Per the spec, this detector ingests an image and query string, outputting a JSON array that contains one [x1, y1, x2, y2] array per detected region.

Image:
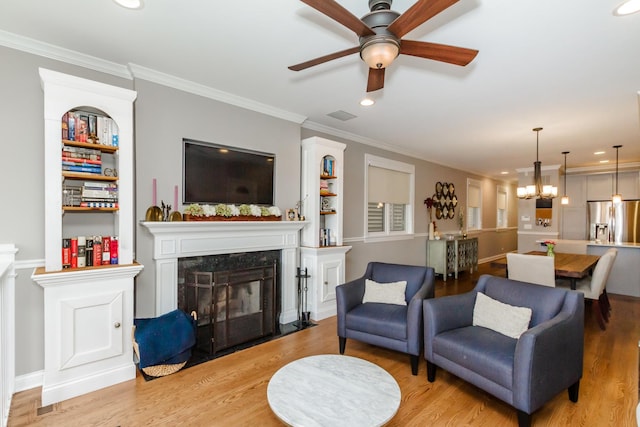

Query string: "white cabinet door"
[[587, 174, 613, 200], [566, 175, 587, 207], [319, 258, 344, 303], [60, 290, 124, 370], [619, 171, 640, 199]]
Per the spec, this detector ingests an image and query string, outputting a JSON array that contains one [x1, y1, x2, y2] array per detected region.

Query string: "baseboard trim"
[[14, 370, 43, 393]]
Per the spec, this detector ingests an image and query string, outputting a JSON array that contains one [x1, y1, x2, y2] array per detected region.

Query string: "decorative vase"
[[428, 222, 435, 240], [546, 244, 555, 257]]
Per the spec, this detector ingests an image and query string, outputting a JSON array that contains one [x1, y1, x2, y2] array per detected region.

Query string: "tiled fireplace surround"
[[141, 221, 306, 324]]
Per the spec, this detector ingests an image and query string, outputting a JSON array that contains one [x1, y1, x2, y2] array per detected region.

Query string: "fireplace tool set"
[[294, 267, 312, 329]]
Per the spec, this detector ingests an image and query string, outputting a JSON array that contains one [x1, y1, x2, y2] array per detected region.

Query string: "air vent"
[[327, 110, 357, 121]]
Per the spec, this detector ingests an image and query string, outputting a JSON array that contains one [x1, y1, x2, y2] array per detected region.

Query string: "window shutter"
[[368, 166, 410, 205]]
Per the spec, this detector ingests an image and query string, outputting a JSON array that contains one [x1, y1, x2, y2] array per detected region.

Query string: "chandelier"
[[516, 127, 558, 199]]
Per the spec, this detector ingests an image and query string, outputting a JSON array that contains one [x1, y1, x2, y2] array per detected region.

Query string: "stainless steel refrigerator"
[[587, 200, 640, 244]]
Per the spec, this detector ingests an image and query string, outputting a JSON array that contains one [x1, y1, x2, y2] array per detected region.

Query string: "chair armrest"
[[513, 293, 584, 413], [406, 275, 436, 355], [423, 292, 476, 359], [336, 277, 366, 337]]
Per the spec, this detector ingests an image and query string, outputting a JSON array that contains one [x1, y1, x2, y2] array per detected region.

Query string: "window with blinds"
[[497, 185, 508, 228], [365, 154, 414, 239], [467, 178, 482, 230]]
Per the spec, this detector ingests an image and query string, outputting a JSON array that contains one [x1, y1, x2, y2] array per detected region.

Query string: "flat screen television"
[[183, 139, 275, 205]]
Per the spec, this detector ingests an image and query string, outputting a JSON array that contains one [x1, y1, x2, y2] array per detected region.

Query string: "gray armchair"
[[423, 274, 584, 427], [336, 262, 435, 375]]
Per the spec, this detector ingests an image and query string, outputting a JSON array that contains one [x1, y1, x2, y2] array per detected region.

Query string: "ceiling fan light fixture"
[[614, 0, 640, 15], [113, 0, 143, 9], [360, 37, 400, 69]]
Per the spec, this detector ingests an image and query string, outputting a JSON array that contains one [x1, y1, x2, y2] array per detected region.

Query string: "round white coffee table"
[[267, 354, 401, 427]]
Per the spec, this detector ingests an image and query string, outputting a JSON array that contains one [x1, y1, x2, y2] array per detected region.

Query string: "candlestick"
[[152, 178, 157, 206], [174, 185, 178, 210]]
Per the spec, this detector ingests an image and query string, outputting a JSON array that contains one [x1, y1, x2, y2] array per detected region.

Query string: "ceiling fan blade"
[[400, 40, 478, 66], [387, 0, 459, 38], [367, 68, 385, 92], [300, 0, 375, 37], [288, 46, 360, 71]]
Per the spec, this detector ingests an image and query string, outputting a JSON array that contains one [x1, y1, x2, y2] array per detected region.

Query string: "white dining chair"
[[506, 253, 556, 287], [570, 248, 617, 330]]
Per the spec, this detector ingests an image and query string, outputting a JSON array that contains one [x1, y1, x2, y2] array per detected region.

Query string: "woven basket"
[[132, 326, 188, 378]]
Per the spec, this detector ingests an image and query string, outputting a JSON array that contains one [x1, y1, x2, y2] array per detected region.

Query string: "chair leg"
[[568, 380, 580, 403], [593, 300, 607, 330], [339, 337, 346, 354], [599, 294, 610, 321], [426, 361, 436, 382], [603, 289, 611, 312], [516, 410, 532, 427], [410, 355, 418, 376]]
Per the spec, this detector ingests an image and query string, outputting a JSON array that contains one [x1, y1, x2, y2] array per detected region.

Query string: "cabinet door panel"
[[60, 290, 124, 370], [320, 259, 344, 303]]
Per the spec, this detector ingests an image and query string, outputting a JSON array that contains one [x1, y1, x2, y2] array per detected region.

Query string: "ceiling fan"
[[289, 0, 478, 92]]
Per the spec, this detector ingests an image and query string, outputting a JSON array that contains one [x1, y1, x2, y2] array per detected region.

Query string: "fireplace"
[[141, 221, 306, 324], [178, 252, 279, 355]]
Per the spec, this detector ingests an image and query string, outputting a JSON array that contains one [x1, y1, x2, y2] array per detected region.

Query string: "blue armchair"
[[336, 262, 435, 375], [423, 274, 584, 427]]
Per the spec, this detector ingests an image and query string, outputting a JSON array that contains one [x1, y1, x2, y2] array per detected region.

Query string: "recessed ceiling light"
[[360, 98, 375, 107], [500, 171, 509, 175], [614, 0, 640, 15], [594, 151, 605, 155], [113, 0, 143, 9], [600, 160, 610, 164]]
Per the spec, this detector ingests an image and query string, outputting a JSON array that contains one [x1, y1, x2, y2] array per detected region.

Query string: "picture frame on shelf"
[[286, 208, 299, 221]]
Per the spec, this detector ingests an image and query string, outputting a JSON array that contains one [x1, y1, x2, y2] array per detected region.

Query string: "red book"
[[93, 236, 102, 267], [70, 238, 78, 268], [102, 236, 111, 265], [62, 238, 71, 269], [110, 237, 118, 265]]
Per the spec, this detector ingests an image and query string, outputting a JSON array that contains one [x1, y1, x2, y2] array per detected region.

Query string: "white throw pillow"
[[472, 292, 532, 339], [362, 279, 407, 306]]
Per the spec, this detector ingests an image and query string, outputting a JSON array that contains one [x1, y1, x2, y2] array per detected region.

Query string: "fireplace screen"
[[185, 263, 276, 355]]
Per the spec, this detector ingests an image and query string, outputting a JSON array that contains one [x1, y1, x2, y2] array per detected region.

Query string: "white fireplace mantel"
[[140, 220, 307, 323]]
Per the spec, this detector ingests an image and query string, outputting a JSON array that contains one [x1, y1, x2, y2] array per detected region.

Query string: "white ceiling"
[[1, 0, 639, 180]]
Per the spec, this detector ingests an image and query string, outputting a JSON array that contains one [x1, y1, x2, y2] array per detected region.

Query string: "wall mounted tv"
[[183, 139, 275, 205]]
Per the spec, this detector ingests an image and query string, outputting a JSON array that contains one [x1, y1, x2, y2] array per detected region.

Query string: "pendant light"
[[517, 127, 558, 199], [561, 151, 570, 205], [612, 145, 623, 203]]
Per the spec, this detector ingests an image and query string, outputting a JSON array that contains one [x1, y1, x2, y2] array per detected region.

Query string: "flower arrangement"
[[183, 203, 282, 221], [424, 197, 434, 223], [458, 208, 465, 229], [544, 240, 556, 256]]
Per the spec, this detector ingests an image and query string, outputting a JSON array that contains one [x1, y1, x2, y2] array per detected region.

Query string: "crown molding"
[[566, 162, 640, 175], [0, 30, 307, 124], [127, 63, 306, 124], [0, 30, 131, 79]]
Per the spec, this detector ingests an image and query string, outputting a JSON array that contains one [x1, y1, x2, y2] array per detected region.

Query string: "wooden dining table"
[[490, 251, 601, 290]]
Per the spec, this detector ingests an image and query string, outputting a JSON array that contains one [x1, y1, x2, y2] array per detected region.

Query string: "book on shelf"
[[322, 157, 335, 177], [62, 164, 102, 174], [62, 238, 71, 269], [62, 235, 119, 268], [92, 237, 102, 267], [70, 237, 78, 269], [79, 201, 118, 208], [61, 157, 101, 165], [62, 111, 119, 147], [320, 228, 334, 247], [77, 236, 86, 268]]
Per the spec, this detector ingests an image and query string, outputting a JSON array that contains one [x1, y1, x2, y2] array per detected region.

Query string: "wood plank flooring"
[[8, 263, 640, 426]]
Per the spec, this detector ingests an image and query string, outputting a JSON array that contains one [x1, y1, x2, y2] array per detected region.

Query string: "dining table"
[[490, 251, 601, 290]]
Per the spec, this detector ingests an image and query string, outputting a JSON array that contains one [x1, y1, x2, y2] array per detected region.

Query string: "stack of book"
[[62, 110, 119, 146], [62, 181, 118, 208], [62, 145, 102, 174], [62, 236, 119, 269]]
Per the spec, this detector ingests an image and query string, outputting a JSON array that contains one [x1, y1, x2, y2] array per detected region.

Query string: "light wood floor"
[[8, 264, 640, 426]]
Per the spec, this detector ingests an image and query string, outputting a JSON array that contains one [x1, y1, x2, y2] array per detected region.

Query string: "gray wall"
[[1, 44, 516, 379], [301, 129, 518, 282]]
